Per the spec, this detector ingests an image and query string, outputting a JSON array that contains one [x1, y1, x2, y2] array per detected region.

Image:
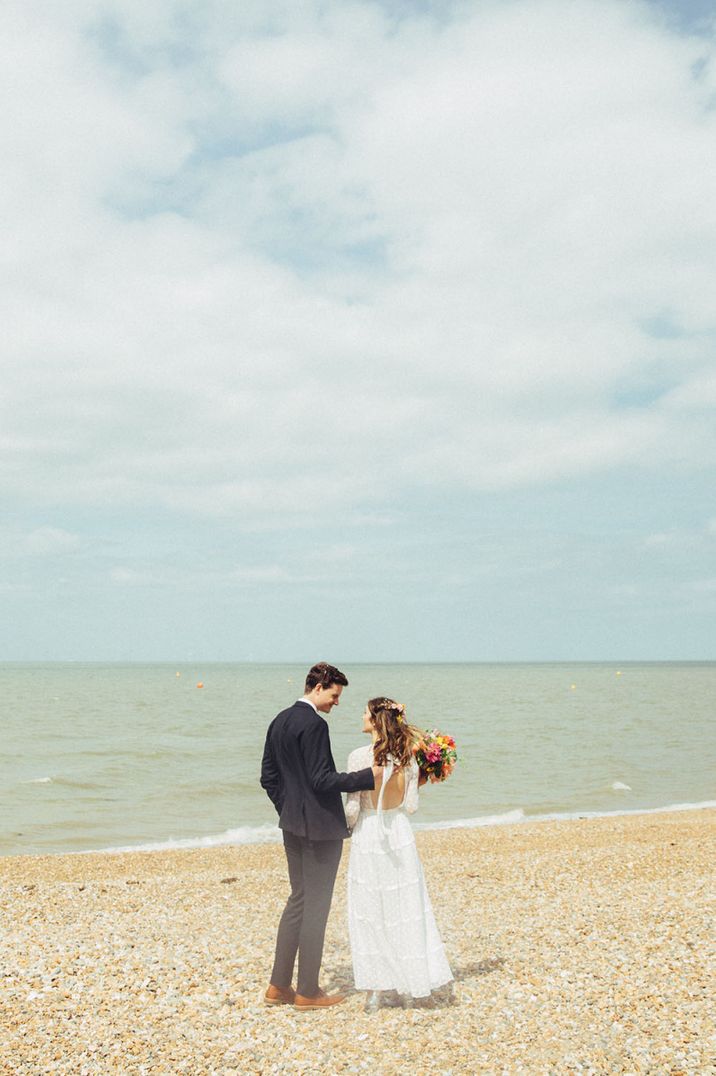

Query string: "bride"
[[345, 697, 453, 1011]]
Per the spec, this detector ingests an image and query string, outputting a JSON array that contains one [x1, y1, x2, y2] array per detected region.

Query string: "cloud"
[[644, 531, 675, 546], [228, 565, 293, 584], [643, 517, 716, 554], [1, 0, 715, 527], [108, 565, 159, 586], [24, 527, 81, 556], [692, 577, 716, 592]]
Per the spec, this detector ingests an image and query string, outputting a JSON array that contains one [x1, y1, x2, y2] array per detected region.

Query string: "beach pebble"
[[0, 811, 714, 1074]]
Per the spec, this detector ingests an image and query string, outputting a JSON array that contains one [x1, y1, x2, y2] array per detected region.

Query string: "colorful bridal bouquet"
[[414, 730, 458, 783]]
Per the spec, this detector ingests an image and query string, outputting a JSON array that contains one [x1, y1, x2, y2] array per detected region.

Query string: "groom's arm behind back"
[[260, 718, 283, 814]]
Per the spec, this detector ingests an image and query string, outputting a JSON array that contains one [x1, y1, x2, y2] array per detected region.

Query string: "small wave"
[[21, 776, 102, 791], [77, 800, 716, 856], [93, 824, 283, 855], [611, 781, 632, 791], [161, 780, 249, 801], [527, 799, 716, 825], [416, 800, 716, 831], [19, 774, 103, 791], [415, 809, 526, 831]]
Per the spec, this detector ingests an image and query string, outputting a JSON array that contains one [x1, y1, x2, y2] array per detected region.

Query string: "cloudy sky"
[[1, 0, 714, 662]]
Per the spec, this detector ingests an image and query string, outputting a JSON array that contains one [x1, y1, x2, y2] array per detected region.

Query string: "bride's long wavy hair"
[[368, 697, 422, 767]]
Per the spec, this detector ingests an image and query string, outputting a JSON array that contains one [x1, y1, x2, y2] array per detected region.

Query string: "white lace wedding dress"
[[345, 744, 453, 999]]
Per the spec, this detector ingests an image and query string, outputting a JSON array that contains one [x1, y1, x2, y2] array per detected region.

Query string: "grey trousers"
[[270, 831, 343, 997]]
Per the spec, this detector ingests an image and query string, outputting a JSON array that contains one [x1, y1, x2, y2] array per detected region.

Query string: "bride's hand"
[[418, 772, 428, 786]]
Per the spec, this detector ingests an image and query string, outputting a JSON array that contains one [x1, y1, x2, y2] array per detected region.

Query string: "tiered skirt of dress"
[[347, 805, 453, 998]]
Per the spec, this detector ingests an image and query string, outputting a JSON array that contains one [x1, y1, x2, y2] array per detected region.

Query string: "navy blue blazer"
[[260, 700, 375, 840]]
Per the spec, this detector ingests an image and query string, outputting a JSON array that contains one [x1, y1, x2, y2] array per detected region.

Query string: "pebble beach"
[[1, 809, 714, 1075]]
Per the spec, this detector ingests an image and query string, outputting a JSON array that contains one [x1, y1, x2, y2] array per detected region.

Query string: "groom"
[[260, 662, 380, 1011]]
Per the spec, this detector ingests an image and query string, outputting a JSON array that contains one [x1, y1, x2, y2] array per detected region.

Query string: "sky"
[[1, 0, 715, 662]]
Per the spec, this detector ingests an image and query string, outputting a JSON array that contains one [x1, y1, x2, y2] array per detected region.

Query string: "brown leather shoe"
[[294, 988, 346, 1011], [264, 983, 296, 1006]]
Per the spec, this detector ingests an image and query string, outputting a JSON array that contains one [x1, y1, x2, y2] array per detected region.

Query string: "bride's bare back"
[[369, 765, 405, 810]]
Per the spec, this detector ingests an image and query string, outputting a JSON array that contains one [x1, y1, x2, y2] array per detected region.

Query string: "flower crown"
[[388, 701, 405, 724]]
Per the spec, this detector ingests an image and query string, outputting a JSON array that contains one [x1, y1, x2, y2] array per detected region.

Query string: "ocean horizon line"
[[2, 658, 714, 667]]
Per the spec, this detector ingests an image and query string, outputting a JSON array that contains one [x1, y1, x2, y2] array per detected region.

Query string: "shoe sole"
[[294, 1001, 345, 1012], [263, 996, 295, 1006]]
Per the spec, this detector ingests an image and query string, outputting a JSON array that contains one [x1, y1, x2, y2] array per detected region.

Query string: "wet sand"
[[1, 809, 714, 1074]]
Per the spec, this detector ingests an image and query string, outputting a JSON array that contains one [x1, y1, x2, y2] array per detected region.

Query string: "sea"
[[2, 662, 714, 858]]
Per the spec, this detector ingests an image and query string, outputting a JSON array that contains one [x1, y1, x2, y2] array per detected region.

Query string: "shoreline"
[[1, 808, 714, 1073], [5, 796, 716, 861]]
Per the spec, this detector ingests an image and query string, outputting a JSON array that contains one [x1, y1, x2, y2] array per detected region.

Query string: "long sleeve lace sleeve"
[[404, 759, 420, 815], [345, 748, 366, 829]]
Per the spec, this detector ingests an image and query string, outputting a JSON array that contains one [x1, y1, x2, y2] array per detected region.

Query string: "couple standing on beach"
[[260, 662, 453, 1013]]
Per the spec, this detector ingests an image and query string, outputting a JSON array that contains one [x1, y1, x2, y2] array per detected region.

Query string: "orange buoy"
[[197, 682, 204, 689]]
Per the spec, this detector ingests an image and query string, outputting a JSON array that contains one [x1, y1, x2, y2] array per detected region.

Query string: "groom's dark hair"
[[305, 662, 349, 691]]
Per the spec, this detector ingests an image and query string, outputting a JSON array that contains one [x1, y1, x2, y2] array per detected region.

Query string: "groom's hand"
[[371, 765, 383, 786]]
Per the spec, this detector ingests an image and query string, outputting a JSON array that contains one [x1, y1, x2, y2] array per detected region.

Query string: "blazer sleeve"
[[345, 747, 367, 829], [260, 724, 283, 814], [301, 719, 375, 795]]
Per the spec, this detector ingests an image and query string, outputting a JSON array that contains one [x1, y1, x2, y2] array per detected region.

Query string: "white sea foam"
[[83, 800, 716, 856], [94, 824, 283, 855], [611, 781, 632, 791], [527, 799, 716, 824], [414, 809, 526, 831], [24, 777, 53, 784]]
